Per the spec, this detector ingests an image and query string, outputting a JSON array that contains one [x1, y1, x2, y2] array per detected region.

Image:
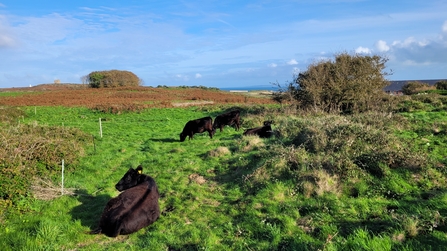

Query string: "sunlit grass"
[[1, 104, 447, 250]]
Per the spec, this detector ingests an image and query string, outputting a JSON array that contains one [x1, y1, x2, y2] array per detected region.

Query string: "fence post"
[[61, 159, 65, 195], [99, 118, 103, 138]]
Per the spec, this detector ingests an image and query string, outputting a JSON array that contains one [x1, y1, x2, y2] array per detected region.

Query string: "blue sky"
[[0, 0, 446, 89]]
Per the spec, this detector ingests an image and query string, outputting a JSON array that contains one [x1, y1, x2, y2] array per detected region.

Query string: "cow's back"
[[180, 116, 214, 141], [214, 110, 241, 131], [98, 181, 160, 237]]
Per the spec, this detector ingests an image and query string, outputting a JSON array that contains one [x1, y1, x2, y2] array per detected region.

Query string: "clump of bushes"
[[402, 81, 435, 95], [0, 122, 90, 209], [237, 111, 433, 200], [435, 80, 447, 90], [0, 106, 26, 124], [85, 70, 142, 88], [90, 103, 150, 114]]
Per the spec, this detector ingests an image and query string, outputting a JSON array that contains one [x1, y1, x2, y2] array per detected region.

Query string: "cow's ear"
[[136, 165, 143, 174]]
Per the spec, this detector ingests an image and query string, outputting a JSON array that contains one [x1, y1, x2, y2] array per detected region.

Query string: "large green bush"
[[86, 70, 142, 88]]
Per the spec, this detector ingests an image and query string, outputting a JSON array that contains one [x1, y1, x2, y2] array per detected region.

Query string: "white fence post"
[[99, 118, 103, 138], [61, 159, 65, 195]]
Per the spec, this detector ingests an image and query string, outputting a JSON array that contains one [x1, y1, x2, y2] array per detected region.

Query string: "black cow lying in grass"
[[243, 121, 274, 138], [180, 116, 215, 142], [213, 110, 241, 132], [90, 165, 160, 237]]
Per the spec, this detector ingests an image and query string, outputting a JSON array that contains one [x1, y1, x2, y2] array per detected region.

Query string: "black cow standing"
[[213, 110, 241, 132], [180, 116, 215, 142], [243, 120, 274, 138], [90, 165, 160, 237]]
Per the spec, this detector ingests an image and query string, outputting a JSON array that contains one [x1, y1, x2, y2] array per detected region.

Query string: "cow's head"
[[115, 165, 144, 191], [263, 120, 274, 126], [179, 132, 187, 142]]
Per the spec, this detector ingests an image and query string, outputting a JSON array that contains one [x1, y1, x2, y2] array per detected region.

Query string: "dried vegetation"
[[0, 84, 274, 112]]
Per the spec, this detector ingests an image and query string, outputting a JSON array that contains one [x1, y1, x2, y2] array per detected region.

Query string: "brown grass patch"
[[208, 146, 231, 157], [188, 173, 207, 185], [242, 136, 265, 152], [0, 85, 275, 109], [31, 178, 76, 200]]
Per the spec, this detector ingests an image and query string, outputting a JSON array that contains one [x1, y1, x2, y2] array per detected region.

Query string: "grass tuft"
[[208, 146, 231, 157]]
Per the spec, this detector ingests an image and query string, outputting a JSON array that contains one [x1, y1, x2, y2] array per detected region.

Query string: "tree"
[[85, 70, 142, 88], [284, 53, 391, 113]]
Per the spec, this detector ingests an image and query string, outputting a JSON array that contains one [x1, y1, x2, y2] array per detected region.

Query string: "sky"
[[0, 0, 446, 89]]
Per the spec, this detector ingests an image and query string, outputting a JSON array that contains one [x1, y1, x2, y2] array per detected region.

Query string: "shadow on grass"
[[70, 189, 112, 231], [212, 152, 265, 184], [167, 244, 201, 251], [149, 137, 179, 143], [407, 234, 447, 250], [336, 219, 398, 238], [215, 134, 242, 141]]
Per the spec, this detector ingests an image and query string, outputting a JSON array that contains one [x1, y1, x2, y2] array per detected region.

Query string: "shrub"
[[86, 70, 142, 88], [435, 80, 447, 90], [0, 123, 90, 209], [0, 107, 25, 124], [402, 81, 434, 95], [269, 112, 427, 180], [277, 52, 391, 113]]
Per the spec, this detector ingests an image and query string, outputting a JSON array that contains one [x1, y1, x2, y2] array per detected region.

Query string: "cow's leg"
[[109, 221, 123, 237], [208, 130, 213, 139]]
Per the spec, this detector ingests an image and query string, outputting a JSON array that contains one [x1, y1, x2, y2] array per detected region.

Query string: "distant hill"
[[385, 79, 446, 92]]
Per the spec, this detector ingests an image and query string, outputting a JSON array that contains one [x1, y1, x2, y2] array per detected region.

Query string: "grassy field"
[[1, 87, 447, 250]]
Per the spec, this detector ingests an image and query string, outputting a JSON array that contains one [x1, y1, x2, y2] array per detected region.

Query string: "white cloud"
[[375, 40, 390, 52], [355, 46, 371, 54], [0, 15, 17, 48], [386, 22, 447, 67], [268, 63, 277, 68], [392, 37, 430, 48], [195, 73, 202, 78], [175, 74, 189, 81], [0, 34, 15, 47], [287, 59, 298, 65]]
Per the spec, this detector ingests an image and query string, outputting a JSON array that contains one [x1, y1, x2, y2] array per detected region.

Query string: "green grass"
[[0, 92, 29, 97], [1, 105, 447, 250]]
